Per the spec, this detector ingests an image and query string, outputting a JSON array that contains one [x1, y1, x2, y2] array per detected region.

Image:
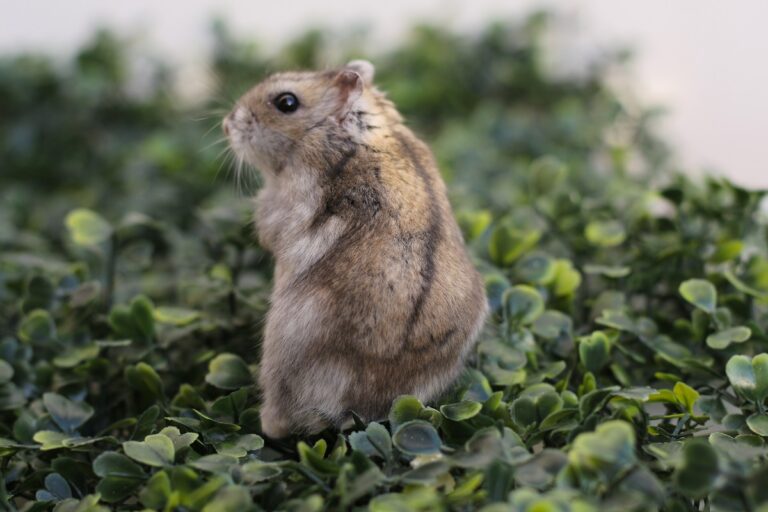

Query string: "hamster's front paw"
[[260, 403, 291, 439]]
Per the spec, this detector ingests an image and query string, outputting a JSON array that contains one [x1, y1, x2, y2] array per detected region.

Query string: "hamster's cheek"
[[254, 129, 297, 169]]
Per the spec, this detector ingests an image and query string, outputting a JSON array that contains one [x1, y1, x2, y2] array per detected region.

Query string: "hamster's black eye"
[[274, 92, 299, 113]]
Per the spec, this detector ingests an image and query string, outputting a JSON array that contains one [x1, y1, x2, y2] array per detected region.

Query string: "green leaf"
[[0, 360, 13, 384], [65, 208, 113, 246], [388, 395, 424, 430], [348, 431, 376, 457], [674, 440, 719, 498], [527, 387, 563, 420], [33, 431, 75, 451], [510, 397, 538, 428], [0, 384, 21, 416], [22, 275, 55, 312], [125, 362, 165, 401], [488, 225, 541, 266], [158, 427, 198, 454], [215, 433, 264, 457], [679, 279, 717, 314], [746, 413, 768, 436], [93, 452, 146, 503], [123, 434, 175, 467], [440, 401, 483, 421], [585, 220, 626, 247], [53, 344, 100, 368], [551, 259, 581, 297], [32, 430, 101, 451], [133, 405, 161, 439], [51, 494, 109, 512], [43, 393, 94, 433], [18, 309, 56, 345], [532, 310, 573, 341], [528, 156, 567, 195], [723, 267, 768, 299], [583, 264, 631, 278], [365, 422, 393, 460], [450, 428, 504, 469], [514, 450, 568, 490], [641, 334, 692, 365], [108, 307, 134, 340], [515, 252, 556, 285], [36, 473, 72, 501], [456, 209, 492, 241], [706, 326, 752, 349], [503, 285, 544, 325], [153, 306, 200, 326], [485, 273, 511, 312], [756, 354, 768, 402], [130, 295, 155, 340], [205, 353, 252, 390], [726, 355, 756, 400], [138, 471, 171, 510], [172, 384, 207, 411], [190, 409, 241, 432], [710, 239, 743, 263], [93, 451, 145, 479], [297, 441, 339, 475], [189, 454, 239, 473], [201, 486, 254, 512], [392, 420, 442, 456], [241, 461, 283, 483], [568, 420, 636, 478], [726, 354, 768, 403], [579, 331, 611, 373], [401, 460, 450, 485], [673, 382, 699, 415], [595, 309, 635, 332], [210, 388, 248, 422]]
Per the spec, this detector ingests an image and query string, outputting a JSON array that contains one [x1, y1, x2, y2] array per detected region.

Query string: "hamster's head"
[[223, 60, 377, 175]]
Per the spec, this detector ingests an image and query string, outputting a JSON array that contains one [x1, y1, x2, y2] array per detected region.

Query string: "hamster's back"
[[281, 122, 488, 420]]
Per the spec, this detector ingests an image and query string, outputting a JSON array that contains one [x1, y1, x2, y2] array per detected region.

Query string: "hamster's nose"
[[222, 114, 231, 136]]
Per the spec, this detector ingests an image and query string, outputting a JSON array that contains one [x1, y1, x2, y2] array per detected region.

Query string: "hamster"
[[223, 60, 488, 438]]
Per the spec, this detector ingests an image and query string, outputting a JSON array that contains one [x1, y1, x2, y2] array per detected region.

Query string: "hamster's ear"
[[345, 59, 375, 85], [332, 69, 364, 121]]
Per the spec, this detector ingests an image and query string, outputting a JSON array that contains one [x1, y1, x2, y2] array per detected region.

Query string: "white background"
[[3, 0, 767, 188]]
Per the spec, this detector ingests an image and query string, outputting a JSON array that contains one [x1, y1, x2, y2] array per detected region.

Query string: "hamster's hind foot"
[[260, 402, 292, 439]]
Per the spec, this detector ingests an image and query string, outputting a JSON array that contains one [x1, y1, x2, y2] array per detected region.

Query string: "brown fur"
[[224, 60, 488, 437]]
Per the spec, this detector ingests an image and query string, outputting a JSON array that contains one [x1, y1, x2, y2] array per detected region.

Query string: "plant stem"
[[104, 232, 118, 310]]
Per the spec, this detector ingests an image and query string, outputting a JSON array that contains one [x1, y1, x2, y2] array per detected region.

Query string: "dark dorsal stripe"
[[329, 144, 357, 178], [393, 132, 442, 352], [309, 139, 360, 230]]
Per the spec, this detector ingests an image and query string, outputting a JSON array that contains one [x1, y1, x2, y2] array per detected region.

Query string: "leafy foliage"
[[2, 12, 768, 512]]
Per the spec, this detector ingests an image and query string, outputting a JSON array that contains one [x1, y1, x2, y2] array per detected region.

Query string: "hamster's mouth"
[[222, 105, 294, 176], [223, 108, 255, 160], [223, 106, 252, 138], [222, 113, 233, 137], [223, 116, 276, 177]]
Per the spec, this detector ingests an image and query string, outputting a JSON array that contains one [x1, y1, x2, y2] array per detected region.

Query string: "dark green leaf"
[[392, 420, 442, 456], [205, 353, 252, 390], [43, 393, 94, 433], [440, 401, 483, 421]]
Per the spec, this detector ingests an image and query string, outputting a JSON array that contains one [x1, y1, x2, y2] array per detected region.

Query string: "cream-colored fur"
[[225, 61, 488, 438]]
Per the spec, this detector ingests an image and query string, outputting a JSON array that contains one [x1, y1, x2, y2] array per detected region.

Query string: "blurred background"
[[4, 0, 767, 189], [2, 0, 767, 254]]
